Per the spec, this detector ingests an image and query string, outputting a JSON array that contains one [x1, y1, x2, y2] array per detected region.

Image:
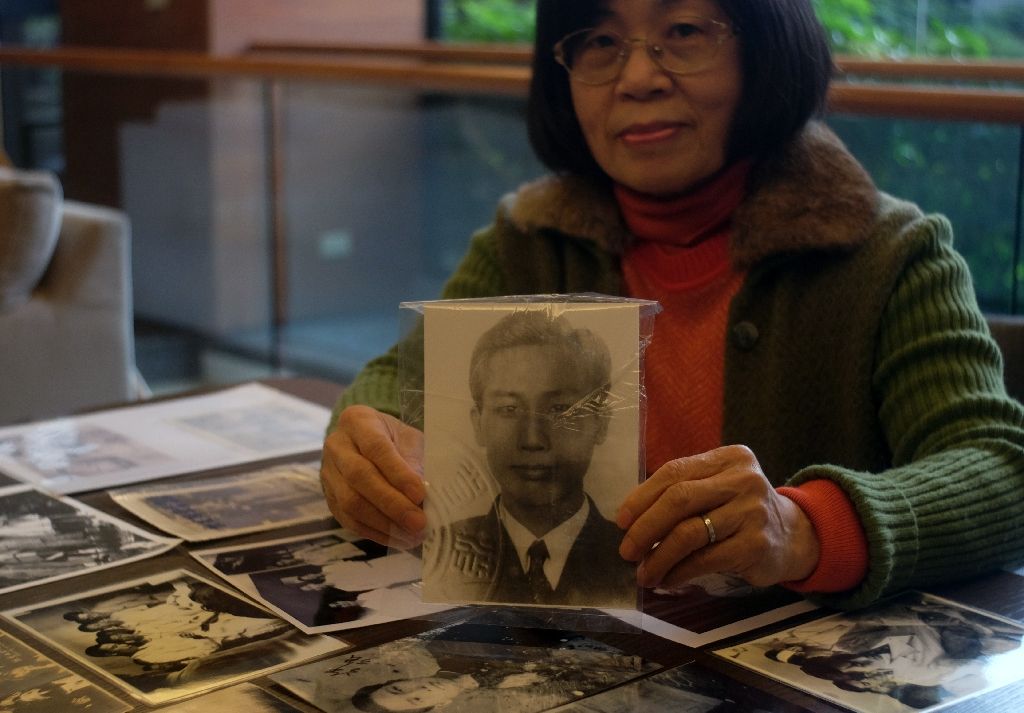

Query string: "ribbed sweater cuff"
[[776, 480, 869, 593]]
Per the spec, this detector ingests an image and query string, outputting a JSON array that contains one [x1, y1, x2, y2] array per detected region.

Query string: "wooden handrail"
[[247, 40, 534, 65], [244, 41, 1024, 84], [837, 57, 1024, 83], [2, 45, 1024, 123], [0, 46, 531, 96], [828, 83, 1024, 124]]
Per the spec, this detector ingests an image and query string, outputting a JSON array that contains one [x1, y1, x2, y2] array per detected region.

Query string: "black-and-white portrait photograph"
[[108, 462, 331, 541], [2, 569, 346, 705], [421, 300, 647, 609], [193, 530, 449, 633], [0, 485, 179, 595], [154, 682, 303, 712], [549, 662, 776, 712], [714, 591, 1024, 712], [271, 620, 653, 713], [0, 630, 131, 713]]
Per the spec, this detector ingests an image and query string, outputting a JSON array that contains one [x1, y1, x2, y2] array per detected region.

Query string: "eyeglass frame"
[[552, 16, 738, 86]]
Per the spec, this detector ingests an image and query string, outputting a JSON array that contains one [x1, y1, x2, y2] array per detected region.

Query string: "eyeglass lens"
[[558, 15, 728, 83]]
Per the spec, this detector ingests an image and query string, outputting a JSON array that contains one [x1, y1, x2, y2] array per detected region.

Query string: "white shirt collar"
[[498, 497, 590, 590]]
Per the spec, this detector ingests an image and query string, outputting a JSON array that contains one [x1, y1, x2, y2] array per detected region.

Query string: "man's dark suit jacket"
[[428, 495, 637, 608]]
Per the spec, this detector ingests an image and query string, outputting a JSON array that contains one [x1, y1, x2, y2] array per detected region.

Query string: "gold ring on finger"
[[701, 514, 717, 545]]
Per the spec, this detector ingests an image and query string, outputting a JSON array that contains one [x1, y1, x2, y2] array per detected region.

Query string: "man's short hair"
[[469, 310, 611, 408]]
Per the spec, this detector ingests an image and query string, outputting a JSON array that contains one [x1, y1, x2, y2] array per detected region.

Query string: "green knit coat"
[[332, 122, 1024, 610]]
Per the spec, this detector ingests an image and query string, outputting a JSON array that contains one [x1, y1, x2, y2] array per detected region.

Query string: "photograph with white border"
[[420, 300, 646, 609], [607, 572, 817, 648], [192, 529, 450, 634], [714, 591, 1024, 712], [108, 461, 331, 541], [0, 629, 131, 713], [0, 484, 179, 595], [549, 662, 778, 712], [2, 568, 347, 706], [271, 619, 653, 713], [153, 682, 304, 712], [0, 383, 330, 494]]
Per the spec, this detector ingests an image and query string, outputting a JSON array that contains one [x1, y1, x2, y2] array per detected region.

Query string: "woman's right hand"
[[320, 405, 426, 548]]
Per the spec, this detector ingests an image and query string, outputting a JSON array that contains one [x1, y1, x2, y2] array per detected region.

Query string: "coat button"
[[731, 321, 759, 350]]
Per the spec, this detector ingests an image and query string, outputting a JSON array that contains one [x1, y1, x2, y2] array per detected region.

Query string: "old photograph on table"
[[192, 529, 450, 634], [714, 591, 1024, 713], [2, 568, 347, 706], [0, 422, 173, 489], [0, 484, 179, 595], [153, 682, 304, 712], [0, 383, 330, 494], [271, 619, 655, 713], [614, 571, 817, 648], [108, 461, 331, 541], [0, 630, 131, 713], [549, 662, 779, 712], [421, 300, 646, 609]]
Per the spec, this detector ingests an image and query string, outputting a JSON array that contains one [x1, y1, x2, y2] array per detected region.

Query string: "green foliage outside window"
[[441, 0, 536, 42], [439, 0, 1024, 59]]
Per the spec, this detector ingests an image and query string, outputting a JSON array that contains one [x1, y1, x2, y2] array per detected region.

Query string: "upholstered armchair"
[[0, 164, 144, 425]]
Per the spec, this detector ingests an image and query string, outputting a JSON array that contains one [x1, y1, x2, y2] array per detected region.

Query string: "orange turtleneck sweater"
[[615, 163, 868, 593]]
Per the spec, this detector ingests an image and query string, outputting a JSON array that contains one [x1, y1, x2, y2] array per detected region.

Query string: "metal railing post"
[[262, 78, 287, 371]]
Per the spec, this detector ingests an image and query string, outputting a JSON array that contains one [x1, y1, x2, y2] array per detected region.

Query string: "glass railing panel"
[[273, 84, 543, 379], [50, 70, 278, 389], [117, 76, 273, 358]]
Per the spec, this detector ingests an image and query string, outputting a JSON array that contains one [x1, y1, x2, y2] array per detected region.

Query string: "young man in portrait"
[[426, 309, 637, 607]]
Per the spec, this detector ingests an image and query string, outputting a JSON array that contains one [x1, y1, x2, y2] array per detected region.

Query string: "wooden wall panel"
[[59, 0, 210, 206], [59, 0, 210, 50], [209, 0, 425, 55], [58, 0, 426, 207]]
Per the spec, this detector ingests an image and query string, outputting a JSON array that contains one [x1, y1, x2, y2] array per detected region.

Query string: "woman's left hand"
[[616, 445, 820, 589]]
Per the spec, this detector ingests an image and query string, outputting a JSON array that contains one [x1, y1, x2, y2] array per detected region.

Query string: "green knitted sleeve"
[[327, 226, 508, 432], [789, 216, 1024, 610]]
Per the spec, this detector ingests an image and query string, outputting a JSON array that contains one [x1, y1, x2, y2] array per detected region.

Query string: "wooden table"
[[1, 377, 1022, 712]]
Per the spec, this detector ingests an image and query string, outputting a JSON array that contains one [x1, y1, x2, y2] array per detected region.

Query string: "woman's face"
[[569, 0, 742, 196]]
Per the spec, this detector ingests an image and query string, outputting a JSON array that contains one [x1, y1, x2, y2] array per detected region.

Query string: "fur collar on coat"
[[499, 122, 880, 269]]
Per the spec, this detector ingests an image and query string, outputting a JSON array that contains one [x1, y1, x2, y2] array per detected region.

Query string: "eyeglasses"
[[553, 16, 736, 85]]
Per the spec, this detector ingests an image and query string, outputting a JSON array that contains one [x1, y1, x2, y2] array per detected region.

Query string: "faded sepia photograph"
[[271, 620, 652, 713], [0, 384, 331, 494], [0, 630, 131, 713], [0, 485, 179, 594], [715, 591, 1024, 712], [0, 423, 170, 482], [421, 301, 645, 608], [3, 568, 346, 705], [155, 682, 304, 712]]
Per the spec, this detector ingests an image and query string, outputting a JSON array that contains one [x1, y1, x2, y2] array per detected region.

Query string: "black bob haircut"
[[527, 0, 835, 180]]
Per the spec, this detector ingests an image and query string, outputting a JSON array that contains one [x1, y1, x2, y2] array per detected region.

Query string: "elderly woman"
[[320, 0, 1024, 609]]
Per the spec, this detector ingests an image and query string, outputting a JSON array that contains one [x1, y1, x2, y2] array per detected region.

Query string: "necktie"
[[527, 539, 553, 603]]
